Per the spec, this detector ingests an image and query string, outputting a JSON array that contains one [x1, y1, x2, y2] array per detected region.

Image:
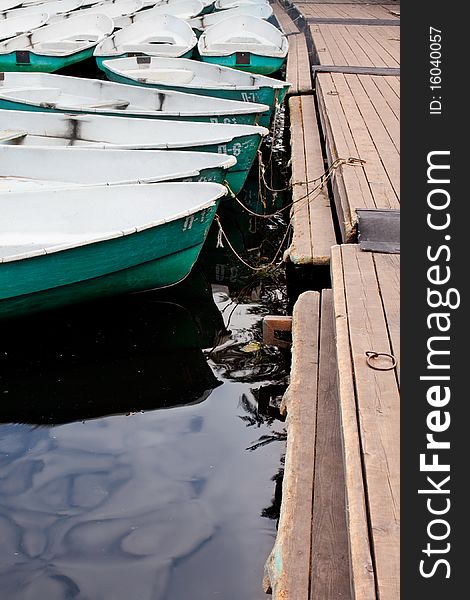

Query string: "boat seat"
[[120, 44, 187, 54], [81, 100, 131, 109], [127, 68, 195, 84], [0, 130, 27, 143]]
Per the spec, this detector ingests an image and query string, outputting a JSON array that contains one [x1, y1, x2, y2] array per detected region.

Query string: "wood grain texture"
[[264, 291, 321, 599], [310, 289, 352, 600], [287, 95, 336, 265], [286, 33, 313, 95], [332, 245, 400, 600], [293, 3, 400, 20], [331, 246, 376, 599], [316, 73, 400, 241]]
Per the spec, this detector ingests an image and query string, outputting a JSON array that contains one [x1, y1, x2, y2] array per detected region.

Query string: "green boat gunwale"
[[1, 187, 226, 265]]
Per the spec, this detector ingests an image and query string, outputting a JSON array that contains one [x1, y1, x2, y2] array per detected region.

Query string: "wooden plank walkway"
[[316, 72, 400, 241], [332, 244, 400, 600], [309, 23, 400, 69], [292, 2, 400, 20], [264, 290, 351, 600], [286, 95, 336, 266]]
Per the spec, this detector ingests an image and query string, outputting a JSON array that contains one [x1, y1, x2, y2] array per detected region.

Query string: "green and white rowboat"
[[0, 109, 267, 193], [0, 13, 49, 42], [198, 14, 288, 75], [3, 0, 84, 21], [135, 0, 204, 21], [188, 4, 273, 36], [94, 15, 197, 70], [0, 145, 237, 192], [0, 13, 114, 72], [0, 72, 269, 125], [52, 0, 144, 30], [0, 182, 227, 319], [101, 55, 290, 127]]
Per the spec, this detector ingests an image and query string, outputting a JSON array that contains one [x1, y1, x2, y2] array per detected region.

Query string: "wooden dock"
[[266, 2, 400, 598]]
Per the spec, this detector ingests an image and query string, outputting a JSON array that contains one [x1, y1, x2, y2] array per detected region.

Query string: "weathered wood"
[[331, 246, 376, 599], [309, 24, 400, 69], [310, 289, 352, 600], [373, 252, 400, 382], [287, 95, 336, 265], [357, 208, 400, 253], [312, 65, 400, 76], [286, 33, 313, 95], [272, 0, 301, 35], [292, 2, 399, 20], [306, 18, 399, 25], [333, 245, 400, 600], [316, 73, 400, 241], [264, 291, 321, 599]]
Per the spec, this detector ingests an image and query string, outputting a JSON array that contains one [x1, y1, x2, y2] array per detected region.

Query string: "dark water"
[[0, 261, 287, 600]]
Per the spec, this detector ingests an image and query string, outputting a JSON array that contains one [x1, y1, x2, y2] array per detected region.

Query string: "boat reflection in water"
[[0, 273, 227, 600], [0, 271, 225, 425]]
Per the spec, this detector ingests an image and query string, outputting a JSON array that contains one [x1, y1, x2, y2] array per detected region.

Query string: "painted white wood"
[[0, 12, 49, 42], [0, 13, 113, 56], [0, 0, 22, 12], [188, 4, 272, 31], [134, 0, 204, 21], [4, 0, 84, 20], [0, 145, 236, 192], [52, 0, 143, 27], [94, 14, 196, 58], [0, 108, 268, 148], [198, 15, 288, 58], [215, 0, 268, 9], [0, 72, 269, 118], [0, 182, 227, 263], [102, 55, 286, 91]]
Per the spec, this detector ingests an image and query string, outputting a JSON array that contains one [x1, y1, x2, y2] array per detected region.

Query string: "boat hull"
[[95, 49, 194, 72], [0, 97, 263, 125], [0, 46, 94, 72], [102, 66, 288, 127], [0, 203, 218, 319], [200, 52, 286, 76]]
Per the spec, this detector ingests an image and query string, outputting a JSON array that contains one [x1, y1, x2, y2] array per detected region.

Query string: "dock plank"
[[287, 95, 336, 265], [310, 289, 351, 600], [293, 3, 400, 20], [331, 247, 376, 599], [332, 245, 400, 600], [309, 24, 400, 69], [272, 0, 300, 35], [316, 73, 400, 241], [264, 291, 321, 600], [286, 33, 313, 95]]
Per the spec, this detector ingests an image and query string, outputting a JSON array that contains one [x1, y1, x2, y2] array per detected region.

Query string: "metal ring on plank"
[[365, 351, 397, 371]]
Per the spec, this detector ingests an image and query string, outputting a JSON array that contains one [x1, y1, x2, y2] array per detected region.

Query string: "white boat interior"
[[133, 0, 204, 22], [0, 146, 236, 192], [4, 0, 84, 20], [102, 56, 287, 91], [0, 72, 268, 117], [0, 182, 226, 263], [198, 14, 288, 58], [0, 13, 113, 56], [0, 12, 49, 42], [188, 4, 273, 31], [214, 0, 269, 9], [0, 108, 268, 149], [52, 0, 144, 27], [94, 15, 196, 58], [0, 0, 23, 12]]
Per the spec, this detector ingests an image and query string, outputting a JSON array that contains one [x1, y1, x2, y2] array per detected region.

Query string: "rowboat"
[[0, 71, 269, 125], [4, 0, 84, 20], [214, 0, 269, 9], [0, 12, 49, 42], [0, 109, 267, 192], [0, 13, 114, 72], [94, 15, 197, 69], [0, 0, 22, 12], [133, 0, 204, 22], [188, 4, 273, 36], [53, 0, 144, 29], [101, 55, 290, 127], [0, 182, 226, 319], [198, 14, 288, 74], [0, 145, 237, 192]]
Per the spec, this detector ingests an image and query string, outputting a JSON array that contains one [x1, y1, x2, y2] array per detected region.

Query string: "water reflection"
[[0, 270, 285, 600]]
